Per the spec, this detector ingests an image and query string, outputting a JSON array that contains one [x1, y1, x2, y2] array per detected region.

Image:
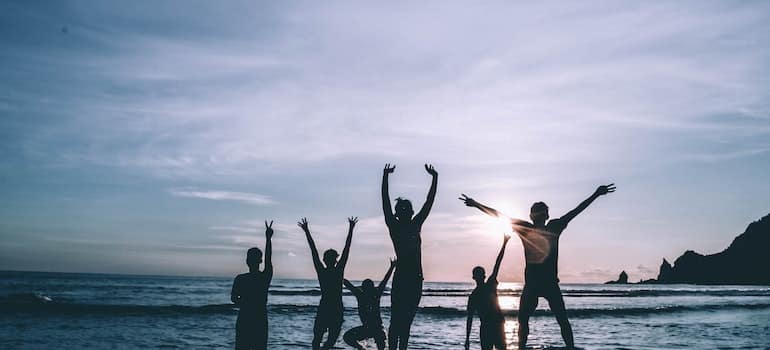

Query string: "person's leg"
[[398, 308, 417, 350], [494, 321, 507, 350], [545, 288, 574, 349], [388, 308, 400, 350], [480, 323, 493, 350], [389, 286, 403, 350], [235, 317, 246, 350], [255, 317, 268, 350], [373, 326, 387, 350], [322, 318, 343, 350], [517, 291, 538, 349], [236, 314, 256, 350], [311, 315, 325, 350], [398, 281, 423, 350], [343, 326, 366, 350]]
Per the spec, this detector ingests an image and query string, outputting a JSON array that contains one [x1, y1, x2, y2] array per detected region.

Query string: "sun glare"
[[477, 200, 526, 238], [483, 215, 514, 238]]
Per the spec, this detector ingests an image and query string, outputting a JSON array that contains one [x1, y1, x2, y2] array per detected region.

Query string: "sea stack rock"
[[605, 270, 629, 284], [657, 259, 673, 283]]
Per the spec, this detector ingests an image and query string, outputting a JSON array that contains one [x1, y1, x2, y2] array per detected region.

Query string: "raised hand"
[[297, 217, 310, 232], [384, 163, 396, 174], [458, 194, 477, 207], [424, 163, 438, 176], [265, 220, 274, 239], [348, 216, 358, 228], [595, 183, 616, 196]]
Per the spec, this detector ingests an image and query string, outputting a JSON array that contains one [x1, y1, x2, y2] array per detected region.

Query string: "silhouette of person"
[[231, 220, 274, 350], [460, 184, 615, 349], [342, 258, 396, 350], [381, 163, 438, 350], [299, 217, 357, 350], [465, 233, 511, 350]]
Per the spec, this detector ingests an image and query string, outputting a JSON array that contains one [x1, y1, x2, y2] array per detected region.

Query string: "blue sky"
[[1, 1, 769, 282]]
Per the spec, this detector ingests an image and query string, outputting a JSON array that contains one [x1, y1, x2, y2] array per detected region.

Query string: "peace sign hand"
[[265, 220, 274, 238], [458, 194, 477, 207], [595, 183, 616, 196]]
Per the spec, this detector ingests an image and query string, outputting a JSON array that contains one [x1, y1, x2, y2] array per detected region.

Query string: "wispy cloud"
[[168, 189, 275, 205], [1, 1, 769, 279], [209, 225, 257, 233]]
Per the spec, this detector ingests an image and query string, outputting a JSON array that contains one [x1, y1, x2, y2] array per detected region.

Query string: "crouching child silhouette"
[[342, 258, 396, 350], [231, 220, 274, 350]]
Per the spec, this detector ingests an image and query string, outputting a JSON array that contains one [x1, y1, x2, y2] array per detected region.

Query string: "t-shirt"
[[513, 219, 568, 285], [232, 271, 270, 313]]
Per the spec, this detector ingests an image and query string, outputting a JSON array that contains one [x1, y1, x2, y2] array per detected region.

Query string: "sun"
[[478, 199, 527, 237]]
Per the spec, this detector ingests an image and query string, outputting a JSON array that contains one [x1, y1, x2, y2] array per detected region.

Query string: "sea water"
[[1, 271, 769, 349]]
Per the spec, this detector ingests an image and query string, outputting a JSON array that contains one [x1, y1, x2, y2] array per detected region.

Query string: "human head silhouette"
[[246, 247, 263, 270], [323, 249, 339, 268], [530, 201, 549, 225], [394, 197, 414, 221], [362, 279, 375, 293], [472, 266, 485, 283]]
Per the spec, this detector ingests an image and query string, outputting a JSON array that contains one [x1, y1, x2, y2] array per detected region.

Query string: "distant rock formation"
[[654, 213, 770, 285], [657, 258, 673, 282], [605, 270, 628, 284]]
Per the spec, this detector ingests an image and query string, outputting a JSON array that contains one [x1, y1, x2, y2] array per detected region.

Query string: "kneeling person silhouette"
[[466, 234, 510, 350], [343, 259, 396, 350]]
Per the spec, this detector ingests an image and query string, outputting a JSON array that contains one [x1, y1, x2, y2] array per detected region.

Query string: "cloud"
[[2, 1, 769, 279], [5, 0, 769, 182], [209, 225, 257, 233], [168, 189, 275, 205]]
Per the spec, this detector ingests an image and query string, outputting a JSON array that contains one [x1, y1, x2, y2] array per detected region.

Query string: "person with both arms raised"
[[381, 163, 438, 350], [299, 216, 356, 350]]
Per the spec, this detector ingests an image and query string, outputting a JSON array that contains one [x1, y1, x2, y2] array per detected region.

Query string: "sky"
[[1, 1, 769, 283]]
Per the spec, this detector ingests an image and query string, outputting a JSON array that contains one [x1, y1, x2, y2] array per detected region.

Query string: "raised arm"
[[382, 164, 396, 226], [414, 164, 438, 225], [264, 220, 274, 280], [489, 234, 511, 282], [343, 279, 358, 294], [459, 194, 529, 228], [378, 258, 397, 294], [465, 296, 475, 350], [337, 217, 357, 270], [559, 183, 616, 225], [459, 194, 503, 218], [298, 218, 323, 273]]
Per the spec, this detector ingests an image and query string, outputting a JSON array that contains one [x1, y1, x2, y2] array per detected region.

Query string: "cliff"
[[654, 213, 770, 285]]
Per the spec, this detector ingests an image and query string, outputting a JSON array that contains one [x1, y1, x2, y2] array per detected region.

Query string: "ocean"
[[1, 271, 769, 349]]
